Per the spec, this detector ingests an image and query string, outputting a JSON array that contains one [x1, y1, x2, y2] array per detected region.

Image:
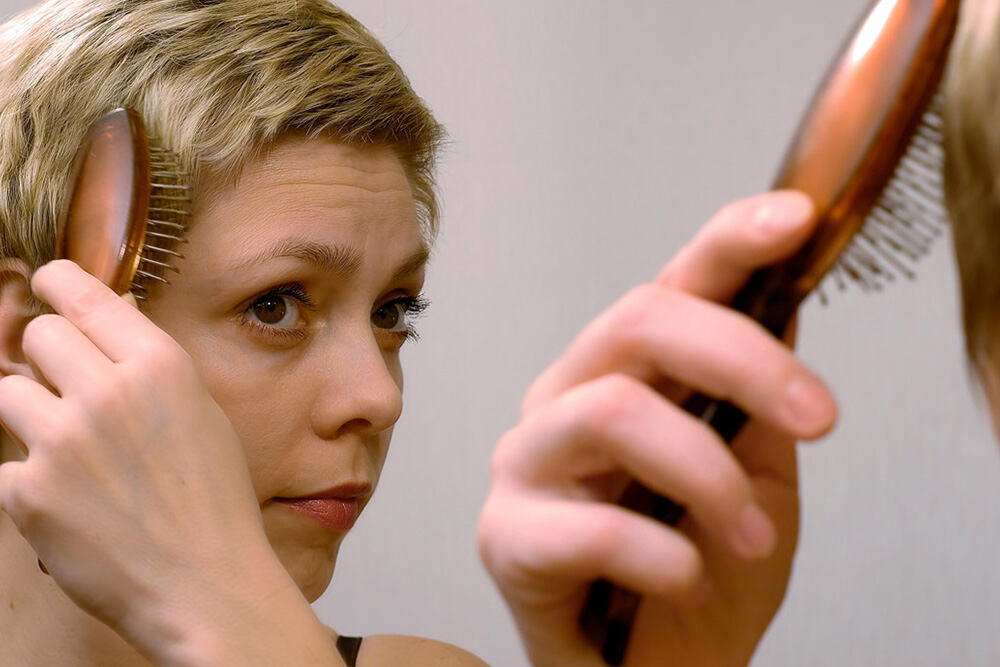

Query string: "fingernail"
[[735, 504, 775, 558], [754, 193, 813, 232], [785, 376, 831, 431]]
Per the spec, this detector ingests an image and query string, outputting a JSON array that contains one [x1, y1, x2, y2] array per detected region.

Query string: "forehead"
[[185, 135, 422, 273]]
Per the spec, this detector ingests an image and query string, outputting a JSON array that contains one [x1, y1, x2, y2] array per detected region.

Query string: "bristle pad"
[[818, 93, 948, 302], [131, 138, 189, 297]]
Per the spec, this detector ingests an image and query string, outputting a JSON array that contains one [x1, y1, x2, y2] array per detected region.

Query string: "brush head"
[[734, 0, 959, 332], [55, 108, 188, 299], [56, 108, 151, 295]]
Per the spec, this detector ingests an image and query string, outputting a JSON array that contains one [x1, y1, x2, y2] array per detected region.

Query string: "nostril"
[[335, 417, 375, 438]]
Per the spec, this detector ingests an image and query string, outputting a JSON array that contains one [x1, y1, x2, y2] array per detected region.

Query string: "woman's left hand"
[[0, 260, 336, 665], [477, 191, 837, 667]]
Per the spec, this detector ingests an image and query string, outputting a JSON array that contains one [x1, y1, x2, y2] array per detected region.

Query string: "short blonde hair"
[[943, 0, 1000, 372], [0, 0, 444, 272]]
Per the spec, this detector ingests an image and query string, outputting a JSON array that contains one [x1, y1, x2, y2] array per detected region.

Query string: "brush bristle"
[[130, 141, 189, 300], [817, 93, 949, 304]]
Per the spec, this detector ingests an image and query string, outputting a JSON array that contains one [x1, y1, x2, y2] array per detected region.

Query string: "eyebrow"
[[232, 238, 429, 281]]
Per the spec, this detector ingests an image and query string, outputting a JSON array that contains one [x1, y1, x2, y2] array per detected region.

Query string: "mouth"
[[271, 483, 372, 533]]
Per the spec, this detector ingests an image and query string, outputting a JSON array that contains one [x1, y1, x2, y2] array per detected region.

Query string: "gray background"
[[3, 1, 1000, 665]]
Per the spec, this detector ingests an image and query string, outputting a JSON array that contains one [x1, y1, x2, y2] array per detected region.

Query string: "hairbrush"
[[579, 0, 960, 663], [34, 109, 188, 576], [55, 108, 189, 298]]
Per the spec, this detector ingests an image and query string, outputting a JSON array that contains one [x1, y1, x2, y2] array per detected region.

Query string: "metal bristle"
[[818, 93, 948, 302], [135, 268, 171, 284], [130, 137, 190, 299]]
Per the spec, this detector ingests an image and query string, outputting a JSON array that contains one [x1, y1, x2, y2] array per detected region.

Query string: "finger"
[[21, 313, 113, 395], [500, 374, 775, 558], [523, 286, 836, 440], [0, 375, 63, 452], [657, 190, 816, 303], [30, 260, 165, 362], [480, 494, 705, 599]]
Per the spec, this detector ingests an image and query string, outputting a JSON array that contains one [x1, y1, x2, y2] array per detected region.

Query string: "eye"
[[372, 295, 429, 340], [249, 293, 299, 328], [238, 283, 315, 343]]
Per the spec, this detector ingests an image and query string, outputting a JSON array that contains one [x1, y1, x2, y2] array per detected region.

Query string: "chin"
[[261, 504, 347, 600], [271, 539, 340, 602]]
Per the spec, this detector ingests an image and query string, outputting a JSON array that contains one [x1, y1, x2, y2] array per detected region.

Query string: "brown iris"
[[372, 302, 401, 330], [252, 295, 287, 325]]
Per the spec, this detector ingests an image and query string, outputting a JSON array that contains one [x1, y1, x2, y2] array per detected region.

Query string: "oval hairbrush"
[[55, 108, 188, 298], [580, 1, 960, 664]]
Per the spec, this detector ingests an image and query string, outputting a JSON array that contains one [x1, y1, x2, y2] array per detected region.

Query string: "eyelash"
[[237, 283, 430, 344], [384, 294, 430, 342]]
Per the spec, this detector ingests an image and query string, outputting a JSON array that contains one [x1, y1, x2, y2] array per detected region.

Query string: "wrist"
[[119, 540, 343, 666]]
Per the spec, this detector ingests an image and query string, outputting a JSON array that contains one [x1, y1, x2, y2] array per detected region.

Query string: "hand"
[[477, 191, 838, 666], [0, 261, 323, 665]]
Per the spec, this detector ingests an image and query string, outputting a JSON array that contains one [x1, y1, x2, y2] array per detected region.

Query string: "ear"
[[0, 258, 39, 379]]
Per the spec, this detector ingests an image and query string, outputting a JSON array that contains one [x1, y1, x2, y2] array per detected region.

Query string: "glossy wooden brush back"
[[56, 108, 151, 295]]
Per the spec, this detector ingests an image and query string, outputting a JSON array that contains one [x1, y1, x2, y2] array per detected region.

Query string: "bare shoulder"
[[359, 634, 489, 666]]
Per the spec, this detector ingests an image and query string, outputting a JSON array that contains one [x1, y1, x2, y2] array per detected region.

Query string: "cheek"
[[198, 361, 307, 489], [163, 327, 310, 491]]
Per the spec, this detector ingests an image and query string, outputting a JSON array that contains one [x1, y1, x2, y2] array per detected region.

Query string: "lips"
[[272, 483, 371, 533]]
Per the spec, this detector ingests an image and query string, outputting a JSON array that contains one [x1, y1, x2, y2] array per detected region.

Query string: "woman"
[[0, 1, 836, 665]]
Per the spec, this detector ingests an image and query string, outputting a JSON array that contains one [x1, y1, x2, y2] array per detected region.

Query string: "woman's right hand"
[[0, 261, 339, 665], [478, 190, 838, 666]]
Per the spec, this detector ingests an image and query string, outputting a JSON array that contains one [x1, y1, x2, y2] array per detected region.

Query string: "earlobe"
[[0, 258, 38, 378]]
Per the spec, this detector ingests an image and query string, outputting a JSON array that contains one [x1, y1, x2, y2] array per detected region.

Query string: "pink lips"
[[273, 483, 370, 533]]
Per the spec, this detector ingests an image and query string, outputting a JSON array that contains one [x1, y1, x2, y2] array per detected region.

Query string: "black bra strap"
[[335, 634, 363, 667]]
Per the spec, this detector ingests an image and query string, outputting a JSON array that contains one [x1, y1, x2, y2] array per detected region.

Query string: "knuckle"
[[711, 195, 758, 229], [581, 510, 623, 560], [61, 282, 111, 323], [601, 283, 672, 356], [616, 283, 660, 324], [21, 314, 64, 348], [124, 334, 190, 382], [75, 372, 127, 417], [665, 545, 704, 592], [4, 474, 42, 525], [568, 374, 644, 436], [474, 498, 504, 569], [32, 417, 67, 451], [520, 377, 546, 417], [487, 429, 525, 480], [690, 456, 743, 504]]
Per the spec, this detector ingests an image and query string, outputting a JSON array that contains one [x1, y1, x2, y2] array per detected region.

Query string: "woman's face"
[[142, 134, 426, 600]]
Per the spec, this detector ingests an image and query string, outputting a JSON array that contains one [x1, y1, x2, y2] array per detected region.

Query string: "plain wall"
[[1, 1, 999, 665]]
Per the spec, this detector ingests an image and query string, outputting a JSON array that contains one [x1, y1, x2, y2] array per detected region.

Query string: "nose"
[[309, 328, 403, 440]]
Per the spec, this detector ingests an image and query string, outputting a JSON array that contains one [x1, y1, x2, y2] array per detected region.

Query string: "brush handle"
[[579, 269, 800, 665]]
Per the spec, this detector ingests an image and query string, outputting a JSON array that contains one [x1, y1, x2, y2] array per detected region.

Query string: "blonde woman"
[[0, 1, 837, 665]]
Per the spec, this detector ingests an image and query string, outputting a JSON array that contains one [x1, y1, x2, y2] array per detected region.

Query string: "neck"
[[0, 443, 147, 665]]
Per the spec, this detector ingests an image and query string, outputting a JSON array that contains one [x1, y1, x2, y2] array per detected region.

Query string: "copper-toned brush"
[[55, 108, 189, 298], [580, 1, 960, 663]]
